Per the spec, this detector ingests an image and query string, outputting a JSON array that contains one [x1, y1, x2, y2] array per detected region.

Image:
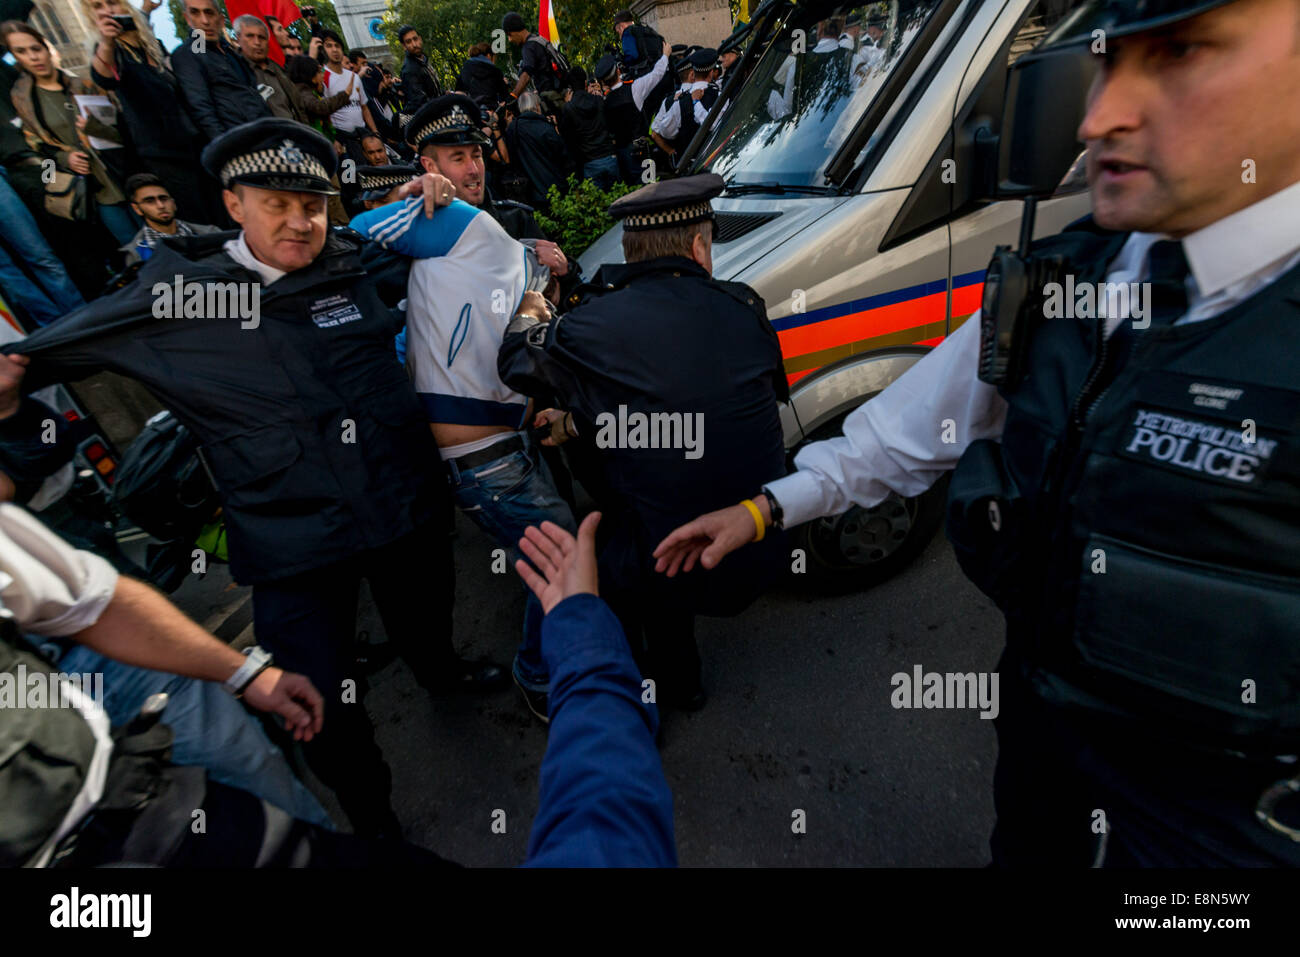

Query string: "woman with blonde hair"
[[82, 0, 221, 224]]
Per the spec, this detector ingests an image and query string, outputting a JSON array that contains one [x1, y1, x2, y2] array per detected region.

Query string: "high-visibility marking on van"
[[777, 270, 985, 385]]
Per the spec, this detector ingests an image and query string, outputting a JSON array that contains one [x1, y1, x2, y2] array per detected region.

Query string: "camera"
[[111, 13, 137, 32]]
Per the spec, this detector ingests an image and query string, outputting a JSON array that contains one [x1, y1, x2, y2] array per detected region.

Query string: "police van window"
[[1007, 0, 1079, 64], [698, 0, 946, 189]]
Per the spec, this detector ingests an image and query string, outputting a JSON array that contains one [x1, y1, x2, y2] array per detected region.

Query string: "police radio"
[[977, 197, 1066, 389]]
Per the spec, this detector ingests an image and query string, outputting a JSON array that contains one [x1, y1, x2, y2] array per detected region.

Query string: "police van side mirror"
[[990, 45, 1098, 199]]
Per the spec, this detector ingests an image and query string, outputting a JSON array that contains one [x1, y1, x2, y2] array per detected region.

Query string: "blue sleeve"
[[622, 32, 638, 65], [523, 593, 677, 867], [349, 197, 479, 259]]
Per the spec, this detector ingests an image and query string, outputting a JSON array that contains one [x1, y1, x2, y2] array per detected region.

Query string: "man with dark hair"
[[503, 11, 568, 114], [593, 43, 670, 183], [398, 25, 444, 115], [499, 174, 789, 711], [171, 0, 272, 141], [320, 30, 378, 164], [1, 118, 507, 838], [558, 66, 618, 190], [360, 131, 391, 166], [120, 173, 220, 266]]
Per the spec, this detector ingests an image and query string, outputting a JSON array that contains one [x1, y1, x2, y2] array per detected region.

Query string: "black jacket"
[[170, 38, 271, 141], [89, 47, 201, 162], [559, 90, 616, 163], [400, 53, 444, 114], [456, 56, 509, 109], [502, 111, 573, 207], [499, 256, 789, 610], [13, 230, 445, 585]]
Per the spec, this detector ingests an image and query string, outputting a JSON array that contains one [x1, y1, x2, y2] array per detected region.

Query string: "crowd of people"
[[0, 2, 745, 328]]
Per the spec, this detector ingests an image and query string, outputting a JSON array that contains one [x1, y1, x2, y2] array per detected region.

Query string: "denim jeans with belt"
[[446, 431, 576, 689]]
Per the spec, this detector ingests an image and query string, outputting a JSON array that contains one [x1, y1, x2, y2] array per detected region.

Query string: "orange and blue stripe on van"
[[773, 270, 985, 386]]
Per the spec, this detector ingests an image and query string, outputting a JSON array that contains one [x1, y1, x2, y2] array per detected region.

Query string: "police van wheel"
[[789, 473, 948, 595]]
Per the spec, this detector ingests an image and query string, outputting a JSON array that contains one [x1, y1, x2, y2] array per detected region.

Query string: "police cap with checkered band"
[[358, 164, 419, 201], [201, 117, 338, 195], [406, 94, 491, 151], [609, 173, 725, 233]]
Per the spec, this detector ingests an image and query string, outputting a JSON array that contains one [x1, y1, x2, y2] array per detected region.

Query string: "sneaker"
[[512, 661, 550, 725]]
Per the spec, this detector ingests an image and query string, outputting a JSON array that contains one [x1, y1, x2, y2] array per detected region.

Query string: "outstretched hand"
[[397, 171, 457, 218], [652, 499, 765, 577], [515, 512, 602, 615]]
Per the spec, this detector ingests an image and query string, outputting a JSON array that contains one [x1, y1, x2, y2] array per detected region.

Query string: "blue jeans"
[[583, 155, 620, 192], [57, 644, 334, 829], [446, 432, 576, 689], [0, 169, 85, 326], [96, 202, 140, 245]]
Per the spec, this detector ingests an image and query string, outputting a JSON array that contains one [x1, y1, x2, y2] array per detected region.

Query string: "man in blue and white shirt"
[[352, 95, 576, 724]]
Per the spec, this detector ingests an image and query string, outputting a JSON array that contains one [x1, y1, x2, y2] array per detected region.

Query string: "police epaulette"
[[713, 279, 765, 314]]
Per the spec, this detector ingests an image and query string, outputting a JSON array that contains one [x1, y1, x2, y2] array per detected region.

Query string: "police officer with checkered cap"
[[9, 116, 508, 839], [499, 173, 790, 711], [405, 93, 578, 285], [357, 163, 420, 209], [655, 0, 1300, 866]]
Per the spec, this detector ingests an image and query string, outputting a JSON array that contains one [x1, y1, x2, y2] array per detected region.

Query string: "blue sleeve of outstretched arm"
[[349, 197, 478, 259], [523, 594, 677, 867]]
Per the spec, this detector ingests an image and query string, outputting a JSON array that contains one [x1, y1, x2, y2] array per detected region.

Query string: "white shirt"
[[324, 66, 368, 133], [629, 53, 669, 112], [651, 81, 708, 138], [223, 233, 287, 286], [0, 504, 119, 866], [766, 179, 1300, 527]]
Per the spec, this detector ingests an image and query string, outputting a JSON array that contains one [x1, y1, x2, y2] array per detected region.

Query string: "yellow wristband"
[[740, 498, 765, 542]]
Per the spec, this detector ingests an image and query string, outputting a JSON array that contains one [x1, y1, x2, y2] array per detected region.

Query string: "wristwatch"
[[760, 485, 785, 530], [224, 645, 273, 698]]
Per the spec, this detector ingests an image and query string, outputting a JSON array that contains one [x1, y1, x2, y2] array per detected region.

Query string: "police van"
[[581, 0, 1094, 590]]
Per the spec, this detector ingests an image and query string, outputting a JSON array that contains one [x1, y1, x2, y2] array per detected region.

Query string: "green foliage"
[[535, 174, 633, 259], [381, 0, 623, 91]]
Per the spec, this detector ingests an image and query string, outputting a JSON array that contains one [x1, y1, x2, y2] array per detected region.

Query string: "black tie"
[[1145, 239, 1191, 329]]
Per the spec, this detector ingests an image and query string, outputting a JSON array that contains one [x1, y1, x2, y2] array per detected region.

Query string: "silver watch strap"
[[224, 645, 273, 697]]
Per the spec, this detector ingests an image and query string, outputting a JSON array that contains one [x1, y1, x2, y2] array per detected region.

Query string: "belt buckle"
[[1255, 775, 1300, 842]]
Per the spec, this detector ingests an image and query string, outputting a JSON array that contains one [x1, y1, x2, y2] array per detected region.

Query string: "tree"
[[383, 0, 623, 90]]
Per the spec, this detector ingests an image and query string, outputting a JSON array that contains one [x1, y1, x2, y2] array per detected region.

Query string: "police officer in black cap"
[[500, 173, 789, 711], [356, 163, 420, 210], [656, 0, 1300, 864], [0, 118, 507, 838], [650, 47, 722, 160], [405, 93, 580, 291]]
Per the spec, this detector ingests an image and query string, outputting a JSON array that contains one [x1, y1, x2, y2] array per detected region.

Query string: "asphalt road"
[[176, 507, 1006, 867]]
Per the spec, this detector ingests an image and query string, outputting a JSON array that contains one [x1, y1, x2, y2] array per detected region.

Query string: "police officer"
[[0, 118, 507, 838], [655, 0, 1300, 865], [650, 47, 721, 161], [499, 174, 790, 711], [356, 163, 419, 210], [405, 94, 578, 287], [593, 45, 671, 183]]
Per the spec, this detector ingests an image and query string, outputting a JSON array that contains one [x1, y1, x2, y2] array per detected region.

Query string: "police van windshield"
[[698, 0, 945, 189]]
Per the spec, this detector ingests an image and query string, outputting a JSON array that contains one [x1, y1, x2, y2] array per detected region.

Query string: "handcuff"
[[223, 645, 273, 698]]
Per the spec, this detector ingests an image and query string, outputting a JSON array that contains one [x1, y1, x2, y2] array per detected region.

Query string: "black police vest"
[[603, 83, 643, 148], [675, 84, 719, 152], [947, 222, 1300, 756]]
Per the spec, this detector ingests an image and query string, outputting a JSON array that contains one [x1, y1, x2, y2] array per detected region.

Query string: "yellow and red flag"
[[539, 0, 560, 45]]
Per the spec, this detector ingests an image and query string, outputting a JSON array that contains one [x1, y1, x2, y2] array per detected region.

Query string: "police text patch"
[[1118, 407, 1277, 486], [310, 293, 363, 329]]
